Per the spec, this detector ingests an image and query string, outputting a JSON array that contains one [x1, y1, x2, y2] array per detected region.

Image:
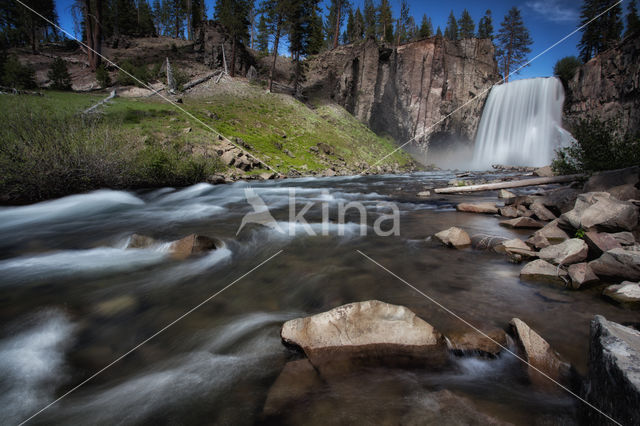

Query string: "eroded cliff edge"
[[304, 37, 500, 150], [565, 32, 640, 136]]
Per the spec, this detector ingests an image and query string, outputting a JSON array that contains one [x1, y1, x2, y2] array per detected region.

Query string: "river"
[[1, 172, 636, 425]]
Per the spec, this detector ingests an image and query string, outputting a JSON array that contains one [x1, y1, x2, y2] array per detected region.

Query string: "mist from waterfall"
[[472, 77, 571, 170]]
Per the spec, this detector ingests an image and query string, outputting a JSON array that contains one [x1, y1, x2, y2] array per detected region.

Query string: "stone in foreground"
[[532, 221, 570, 244], [456, 202, 498, 214], [446, 329, 507, 357], [603, 282, 640, 308], [280, 300, 448, 373], [510, 318, 571, 389], [567, 263, 599, 289], [589, 247, 640, 282], [434, 227, 471, 248], [500, 217, 545, 229], [538, 238, 588, 265], [168, 234, 222, 260], [530, 202, 557, 221], [520, 259, 568, 285], [584, 231, 622, 257], [584, 316, 640, 425]]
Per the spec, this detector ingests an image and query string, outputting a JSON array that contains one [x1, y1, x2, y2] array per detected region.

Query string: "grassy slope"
[[0, 86, 414, 203]]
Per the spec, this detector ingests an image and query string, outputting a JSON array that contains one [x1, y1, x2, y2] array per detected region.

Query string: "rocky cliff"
[[565, 32, 640, 135], [304, 37, 500, 154]]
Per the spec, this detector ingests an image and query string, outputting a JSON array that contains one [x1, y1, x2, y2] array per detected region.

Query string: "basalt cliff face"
[[565, 32, 640, 135], [304, 37, 500, 150]]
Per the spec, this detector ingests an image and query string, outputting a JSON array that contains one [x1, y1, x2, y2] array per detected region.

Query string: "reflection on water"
[[0, 172, 636, 425]]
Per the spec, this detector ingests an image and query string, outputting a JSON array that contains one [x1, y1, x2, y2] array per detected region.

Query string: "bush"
[[96, 64, 112, 88], [552, 117, 640, 174], [553, 56, 582, 88], [116, 60, 150, 87], [1, 56, 37, 89], [47, 57, 72, 90]]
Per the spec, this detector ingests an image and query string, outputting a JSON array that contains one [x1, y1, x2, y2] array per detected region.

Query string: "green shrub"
[[96, 64, 112, 88], [552, 117, 640, 174], [47, 57, 72, 90], [553, 56, 582, 88], [1, 56, 37, 89], [116, 60, 150, 87]]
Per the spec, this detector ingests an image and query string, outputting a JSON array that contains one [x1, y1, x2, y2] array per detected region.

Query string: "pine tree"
[[436, 26, 442, 37], [418, 14, 433, 38], [458, 9, 474, 39], [256, 14, 269, 54], [2, 0, 60, 52], [263, 0, 287, 91], [354, 7, 364, 41], [578, 0, 623, 62], [377, 0, 393, 43], [326, 0, 349, 49], [496, 7, 533, 82], [626, 0, 640, 36], [215, 0, 251, 77], [406, 16, 416, 41], [307, 3, 324, 54], [346, 8, 355, 43], [477, 9, 494, 40], [287, 0, 319, 95], [363, 0, 376, 38], [444, 10, 458, 40], [48, 57, 72, 90], [395, 0, 410, 44]]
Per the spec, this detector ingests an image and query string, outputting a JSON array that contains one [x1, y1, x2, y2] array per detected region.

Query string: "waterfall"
[[472, 77, 571, 170]]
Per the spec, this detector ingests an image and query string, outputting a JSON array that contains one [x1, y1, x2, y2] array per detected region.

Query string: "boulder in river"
[[498, 189, 516, 199], [533, 165, 554, 177], [446, 329, 507, 357], [456, 202, 498, 214], [280, 300, 448, 374], [583, 166, 640, 193], [126, 234, 157, 249], [538, 238, 588, 265], [560, 192, 638, 232], [532, 220, 570, 244], [567, 263, 599, 289], [529, 202, 557, 221], [168, 234, 222, 260], [526, 234, 551, 250], [520, 259, 568, 285], [583, 231, 622, 257], [610, 231, 636, 246], [589, 247, 640, 282], [470, 234, 508, 250], [584, 315, 640, 425], [434, 227, 471, 249], [500, 217, 545, 229], [510, 318, 571, 390], [499, 205, 518, 218], [603, 282, 640, 308]]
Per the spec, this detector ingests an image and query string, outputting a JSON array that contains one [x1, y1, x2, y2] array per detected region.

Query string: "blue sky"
[[53, 0, 632, 80]]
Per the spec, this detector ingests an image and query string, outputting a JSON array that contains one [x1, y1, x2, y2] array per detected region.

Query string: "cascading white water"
[[472, 77, 571, 170]]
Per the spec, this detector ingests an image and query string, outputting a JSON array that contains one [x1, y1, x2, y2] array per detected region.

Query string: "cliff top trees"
[[378, 0, 393, 43], [326, 0, 349, 49], [553, 56, 582, 88], [363, 0, 376, 38], [578, 0, 623, 62], [418, 14, 433, 39], [458, 9, 474, 39], [626, 0, 640, 36], [496, 7, 532, 82], [444, 10, 458, 40], [477, 9, 494, 40]]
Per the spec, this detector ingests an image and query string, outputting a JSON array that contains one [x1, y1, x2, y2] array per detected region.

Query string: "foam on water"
[[0, 310, 75, 425]]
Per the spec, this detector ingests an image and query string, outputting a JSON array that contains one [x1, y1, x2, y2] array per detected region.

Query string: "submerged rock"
[[126, 234, 157, 249], [456, 202, 498, 214], [538, 238, 588, 265], [520, 259, 568, 285], [280, 300, 448, 373], [510, 318, 571, 389], [434, 227, 471, 249], [603, 282, 640, 308], [263, 358, 324, 418], [589, 247, 640, 281], [470, 234, 508, 250], [584, 315, 640, 425]]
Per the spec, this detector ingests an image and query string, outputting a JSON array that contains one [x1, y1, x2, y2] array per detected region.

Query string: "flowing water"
[[472, 78, 572, 169], [1, 173, 636, 425]]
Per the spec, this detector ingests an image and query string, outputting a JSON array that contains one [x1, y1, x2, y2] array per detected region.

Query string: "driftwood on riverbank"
[[434, 174, 586, 194]]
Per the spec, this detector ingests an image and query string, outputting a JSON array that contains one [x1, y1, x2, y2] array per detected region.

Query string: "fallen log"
[[182, 72, 218, 91], [83, 89, 117, 114], [434, 174, 586, 194]]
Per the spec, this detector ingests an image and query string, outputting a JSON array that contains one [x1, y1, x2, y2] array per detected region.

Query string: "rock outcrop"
[[584, 315, 640, 425], [565, 33, 640, 137], [305, 37, 500, 150]]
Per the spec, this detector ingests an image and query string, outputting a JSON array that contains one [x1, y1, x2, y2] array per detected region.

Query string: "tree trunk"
[[230, 37, 237, 77], [434, 175, 585, 194], [268, 22, 281, 92], [187, 0, 192, 40], [332, 1, 341, 50], [84, 0, 95, 69], [93, 0, 103, 69]]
